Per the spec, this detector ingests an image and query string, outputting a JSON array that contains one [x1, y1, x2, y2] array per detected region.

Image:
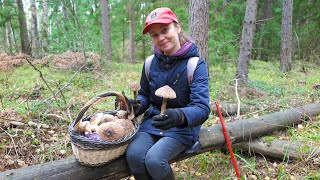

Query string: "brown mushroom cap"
[[155, 85, 176, 99], [130, 82, 141, 100], [78, 121, 90, 134], [115, 119, 134, 135], [155, 85, 176, 115], [130, 82, 141, 92], [116, 110, 128, 119], [90, 124, 99, 132], [100, 114, 119, 123], [90, 113, 104, 125], [97, 122, 125, 141], [83, 122, 93, 135]]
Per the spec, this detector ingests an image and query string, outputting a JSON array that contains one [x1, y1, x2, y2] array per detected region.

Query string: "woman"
[[126, 7, 210, 180]]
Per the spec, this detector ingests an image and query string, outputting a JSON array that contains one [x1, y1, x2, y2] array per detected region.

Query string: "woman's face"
[[149, 23, 181, 56]]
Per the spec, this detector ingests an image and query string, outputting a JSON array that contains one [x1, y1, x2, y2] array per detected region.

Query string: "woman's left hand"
[[152, 109, 184, 130]]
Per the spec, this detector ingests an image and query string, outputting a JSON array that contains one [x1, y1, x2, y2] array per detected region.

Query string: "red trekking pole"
[[215, 101, 241, 180]]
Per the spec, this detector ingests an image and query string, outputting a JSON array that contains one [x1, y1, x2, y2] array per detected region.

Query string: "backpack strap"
[[145, 55, 199, 85], [187, 57, 199, 85], [144, 55, 155, 82]]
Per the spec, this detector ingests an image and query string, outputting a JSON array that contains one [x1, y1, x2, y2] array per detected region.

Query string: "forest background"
[[2, 0, 319, 64], [0, 0, 319, 179]]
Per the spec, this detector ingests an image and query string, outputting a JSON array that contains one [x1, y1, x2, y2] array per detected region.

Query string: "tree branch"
[[24, 59, 58, 102]]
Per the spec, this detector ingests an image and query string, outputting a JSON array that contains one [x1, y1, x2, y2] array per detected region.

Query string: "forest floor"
[[0, 52, 319, 179]]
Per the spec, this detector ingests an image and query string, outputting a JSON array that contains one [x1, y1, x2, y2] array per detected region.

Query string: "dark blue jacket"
[[136, 43, 211, 146]]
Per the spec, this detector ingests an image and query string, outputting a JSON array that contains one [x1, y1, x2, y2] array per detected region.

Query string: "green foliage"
[[249, 80, 284, 97], [1, 0, 319, 63], [208, 0, 246, 65]]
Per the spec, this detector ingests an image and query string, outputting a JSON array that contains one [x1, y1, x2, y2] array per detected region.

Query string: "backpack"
[[144, 55, 199, 85]]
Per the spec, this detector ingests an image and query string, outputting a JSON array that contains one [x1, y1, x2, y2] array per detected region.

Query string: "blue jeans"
[[126, 132, 188, 180]]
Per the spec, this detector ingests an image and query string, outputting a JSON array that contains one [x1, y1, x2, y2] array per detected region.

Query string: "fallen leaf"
[[17, 160, 27, 167]]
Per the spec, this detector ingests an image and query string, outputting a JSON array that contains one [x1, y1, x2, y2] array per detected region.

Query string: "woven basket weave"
[[68, 92, 139, 167]]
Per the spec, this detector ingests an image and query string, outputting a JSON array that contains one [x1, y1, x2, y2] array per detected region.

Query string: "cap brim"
[[142, 19, 174, 34]]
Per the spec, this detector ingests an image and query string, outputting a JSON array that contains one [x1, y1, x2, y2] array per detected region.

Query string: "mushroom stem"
[[160, 98, 168, 115], [130, 82, 141, 101], [133, 91, 137, 100]]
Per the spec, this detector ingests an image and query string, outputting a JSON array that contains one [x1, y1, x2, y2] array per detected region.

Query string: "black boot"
[[132, 172, 152, 180], [161, 170, 175, 180]]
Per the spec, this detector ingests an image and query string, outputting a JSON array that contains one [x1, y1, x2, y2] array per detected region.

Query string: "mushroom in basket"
[[97, 122, 125, 141], [77, 110, 134, 141]]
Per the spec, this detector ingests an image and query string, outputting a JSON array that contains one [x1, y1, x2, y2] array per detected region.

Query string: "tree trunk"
[[1, 103, 319, 180], [257, 0, 272, 60], [128, 0, 135, 63], [141, 8, 147, 60], [189, 0, 209, 66], [41, 0, 49, 55], [101, 0, 112, 62], [280, 0, 293, 72], [263, 0, 272, 21], [62, 1, 72, 50], [235, 0, 258, 86], [16, 0, 31, 55], [10, 19, 19, 52], [234, 139, 320, 161], [1, 1, 11, 54], [5, 21, 13, 54], [256, 0, 272, 31], [30, 0, 39, 58]]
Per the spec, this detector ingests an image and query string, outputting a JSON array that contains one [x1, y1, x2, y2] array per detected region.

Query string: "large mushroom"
[[130, 82, 141, 100], [115, 119, 134, 135], [90, 113, 104, 125], [97, 122, 125, 141], [155, 85, 176, 115]]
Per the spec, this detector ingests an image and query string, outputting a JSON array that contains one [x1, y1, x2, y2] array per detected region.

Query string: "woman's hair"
[[174, 22, 191, 46]]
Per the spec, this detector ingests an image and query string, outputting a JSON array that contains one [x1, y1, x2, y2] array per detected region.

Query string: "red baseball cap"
[[143, 7, 179, 34]]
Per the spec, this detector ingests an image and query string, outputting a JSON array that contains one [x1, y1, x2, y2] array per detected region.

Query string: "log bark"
[[210, 101, 249, 117], [234, 139, 320, 161], [1, 103, 319, 180]]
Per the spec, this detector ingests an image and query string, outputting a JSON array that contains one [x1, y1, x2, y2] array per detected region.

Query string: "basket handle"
[[73, 91, 134, 131]]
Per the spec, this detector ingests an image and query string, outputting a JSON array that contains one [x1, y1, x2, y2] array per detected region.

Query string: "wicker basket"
[[68, 92, 139, 167]]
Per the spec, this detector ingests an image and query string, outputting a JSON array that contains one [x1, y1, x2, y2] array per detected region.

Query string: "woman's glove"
[[129, 99, 141, 116], [152, 109, 184, 130]]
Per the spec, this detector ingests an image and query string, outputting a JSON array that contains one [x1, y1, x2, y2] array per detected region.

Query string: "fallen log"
[[234, 139, 320, 161], [198, 103, 320, 149], [210, 101, 250, 116], [1, 103, 319, 180]]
